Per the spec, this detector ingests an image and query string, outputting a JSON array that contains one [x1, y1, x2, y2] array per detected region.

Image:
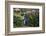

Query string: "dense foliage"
[[13, 8, 39, 28]]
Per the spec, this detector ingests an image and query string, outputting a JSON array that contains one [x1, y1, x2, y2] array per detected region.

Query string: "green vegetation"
[[28, 13, 39, 27], [13, 8, 39, 28]]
